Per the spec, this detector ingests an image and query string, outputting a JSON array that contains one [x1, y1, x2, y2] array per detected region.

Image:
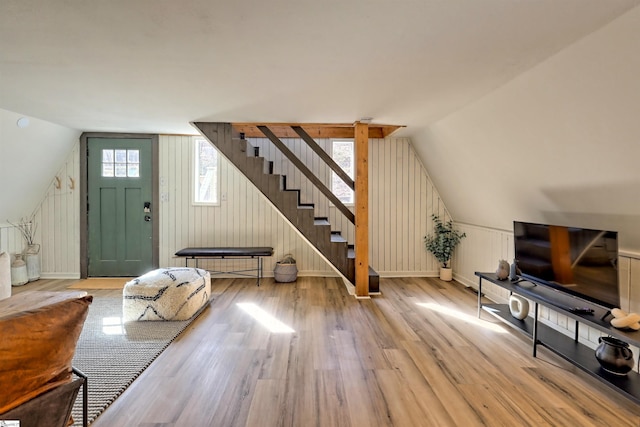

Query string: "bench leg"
[[257, 257, 262, 286]]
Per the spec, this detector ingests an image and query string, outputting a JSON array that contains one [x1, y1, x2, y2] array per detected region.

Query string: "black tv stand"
[[475, 271, 640, 405]]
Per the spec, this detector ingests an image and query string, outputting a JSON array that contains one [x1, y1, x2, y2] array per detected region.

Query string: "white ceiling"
[[1, 0, 638, 135]]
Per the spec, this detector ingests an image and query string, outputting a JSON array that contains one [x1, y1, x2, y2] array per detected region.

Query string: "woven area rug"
[[70, 296, 210, 426]]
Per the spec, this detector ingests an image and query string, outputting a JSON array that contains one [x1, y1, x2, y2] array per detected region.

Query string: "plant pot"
[[274, 262, 297, 283], [439, 267, 452, 281]]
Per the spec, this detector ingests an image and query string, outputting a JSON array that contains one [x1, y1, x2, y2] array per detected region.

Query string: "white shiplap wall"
[[0, 224, 24, 262], [160, 135, 447, 277], [452, 222, 640, 356], [12, 133, 447, 279], [37, 143, 81, 278], [1, 143, 80, 278], [159, 135, 332, 276]]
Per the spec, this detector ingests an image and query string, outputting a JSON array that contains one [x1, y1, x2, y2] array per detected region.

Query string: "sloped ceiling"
[[414, 6, 640, 252], [1, 1, 639, 245], [0, 109, 80, 221]]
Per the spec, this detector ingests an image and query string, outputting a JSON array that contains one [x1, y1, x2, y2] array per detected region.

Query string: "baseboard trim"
[[40, 273, 81, 279], [379, 271, 438, 278]]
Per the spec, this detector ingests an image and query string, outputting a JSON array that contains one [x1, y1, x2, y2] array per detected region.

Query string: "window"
[[331, 139, 354, 204], [194, 138, 219, 205], [101, 149, 139, 177]]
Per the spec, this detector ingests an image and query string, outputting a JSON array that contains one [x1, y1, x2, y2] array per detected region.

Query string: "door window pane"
[[115, 164, 127, 177], [101, 149, 141, 178], [127, 164, 139, 177], [102, 163, 114, 177], [115, 150, 127, 163], [127, 150, 139, 163], [102, 149, 114, 163], [127, 150, 139, 177]]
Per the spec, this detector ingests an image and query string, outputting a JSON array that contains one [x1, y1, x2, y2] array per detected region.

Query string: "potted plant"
[[424, 214, 466, 281]]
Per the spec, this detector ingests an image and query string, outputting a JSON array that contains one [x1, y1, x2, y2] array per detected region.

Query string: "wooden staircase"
[[193, 122, 379, 293]]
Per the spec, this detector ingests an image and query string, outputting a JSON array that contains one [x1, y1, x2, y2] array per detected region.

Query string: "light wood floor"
[[14, 276, 640, 426]]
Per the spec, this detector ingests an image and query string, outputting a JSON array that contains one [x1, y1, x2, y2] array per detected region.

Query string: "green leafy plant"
[[424, 214, 466, 268]]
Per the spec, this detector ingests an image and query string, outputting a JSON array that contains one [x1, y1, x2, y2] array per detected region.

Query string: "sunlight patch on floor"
[[237, 303, 295, 333], [417, 302, 507, 333], [102, 316, 125, 335]]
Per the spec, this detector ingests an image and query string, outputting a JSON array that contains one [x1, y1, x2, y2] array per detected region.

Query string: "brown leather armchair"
[[0, 291, 92, 427]]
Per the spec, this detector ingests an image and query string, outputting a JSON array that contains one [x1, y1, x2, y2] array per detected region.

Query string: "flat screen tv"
[[513, 221, 619, 309]]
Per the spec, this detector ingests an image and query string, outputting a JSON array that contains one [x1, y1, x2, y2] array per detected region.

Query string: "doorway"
[[80, 134, 159, 277]]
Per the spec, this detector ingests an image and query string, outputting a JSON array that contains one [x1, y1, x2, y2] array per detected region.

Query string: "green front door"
[[87, 137, 154, 276]]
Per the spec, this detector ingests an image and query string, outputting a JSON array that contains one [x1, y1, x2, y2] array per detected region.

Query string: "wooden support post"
[[354, 122, 369, 297]]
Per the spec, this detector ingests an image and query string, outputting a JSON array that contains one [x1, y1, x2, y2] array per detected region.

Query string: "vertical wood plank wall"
[[2, 134, 639, 355], [0, 144, 80, 278], [158, 135, 330, 275], [2, 133, 450, 279], [159, 135, 447, 277]]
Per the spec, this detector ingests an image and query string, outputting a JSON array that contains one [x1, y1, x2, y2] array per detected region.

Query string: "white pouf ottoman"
[[123, 267, 211, 321]]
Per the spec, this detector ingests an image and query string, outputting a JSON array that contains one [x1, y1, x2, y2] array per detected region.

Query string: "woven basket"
[[274, 261, 297, 283]]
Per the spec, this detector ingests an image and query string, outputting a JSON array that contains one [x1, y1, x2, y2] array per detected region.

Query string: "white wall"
[[412, 6, 640, 252], [408, 7, 640, 373], [20, 133, 448, 278], [159, 135, 448, 277], [0, 108, 80, 222], [158, 134, 331, 276], [0, 142, 81, 279], [0, 110, 79, 277]]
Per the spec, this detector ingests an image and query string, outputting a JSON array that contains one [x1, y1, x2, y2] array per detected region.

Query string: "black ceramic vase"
[[594, 336, 635, 376]]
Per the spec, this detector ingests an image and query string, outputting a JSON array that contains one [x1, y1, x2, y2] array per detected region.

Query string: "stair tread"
[[314, 219, 330, 226], [331, 234, 347, 243]]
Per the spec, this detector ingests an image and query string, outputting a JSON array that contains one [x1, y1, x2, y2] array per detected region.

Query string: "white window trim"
[[192, 136, 220, 206]]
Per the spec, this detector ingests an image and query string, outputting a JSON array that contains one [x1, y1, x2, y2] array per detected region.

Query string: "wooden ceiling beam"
[[231, 123, 404, 139]]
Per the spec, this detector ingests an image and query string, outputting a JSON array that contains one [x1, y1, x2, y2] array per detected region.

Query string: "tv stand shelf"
[[475, 272, 640, 405]]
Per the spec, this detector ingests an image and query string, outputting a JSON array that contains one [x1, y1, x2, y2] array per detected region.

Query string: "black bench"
[[174, 247, 274, 286]]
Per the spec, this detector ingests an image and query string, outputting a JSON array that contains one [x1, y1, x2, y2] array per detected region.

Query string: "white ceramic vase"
[[11, 254, 28, 286], [24, 244, 41, 282]]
